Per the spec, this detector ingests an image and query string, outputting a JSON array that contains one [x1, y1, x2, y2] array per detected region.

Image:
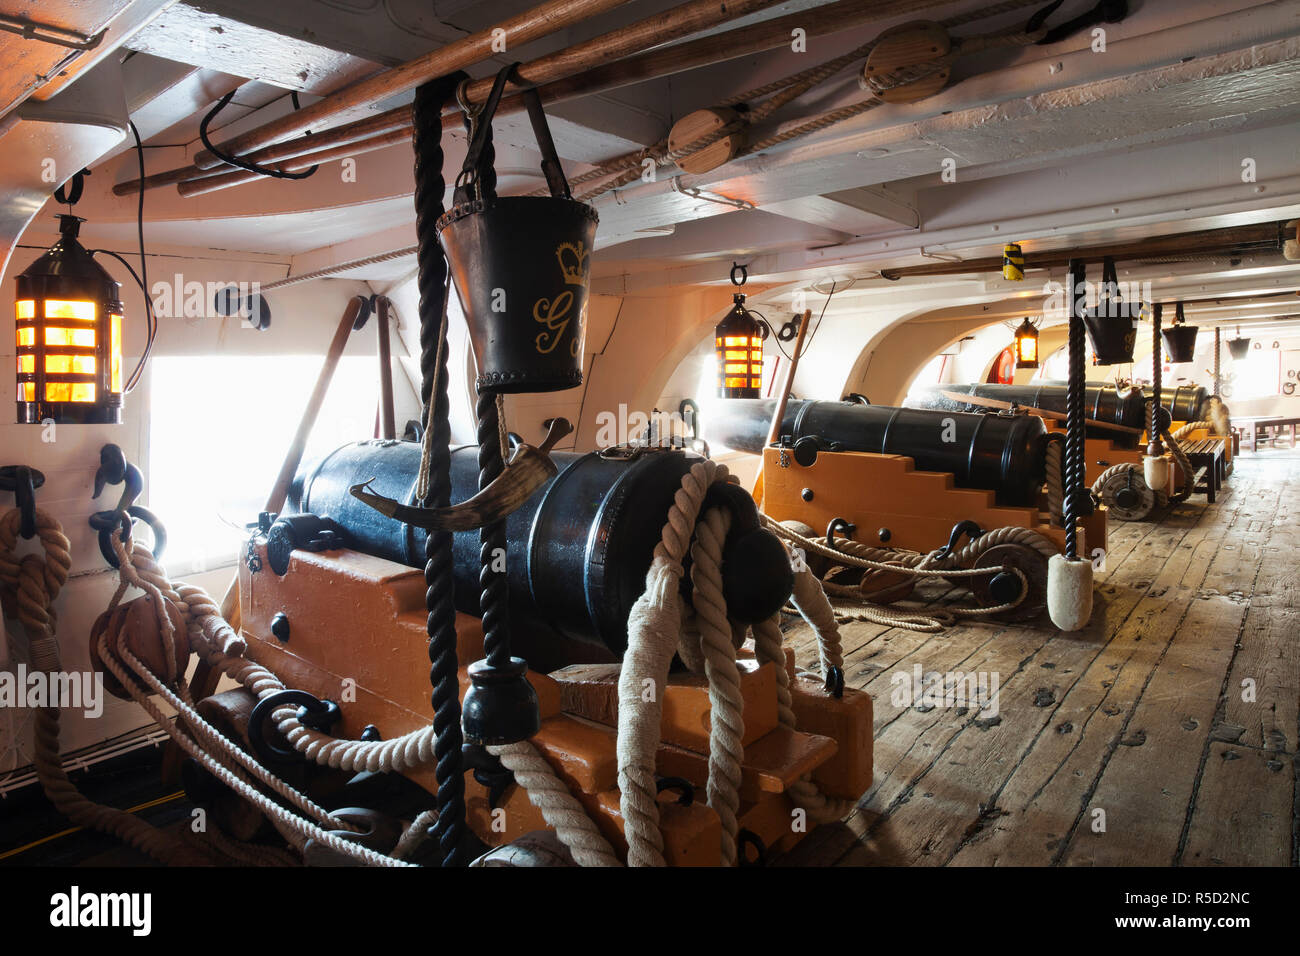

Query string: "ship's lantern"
[[15, 215, 123, 424], [1013, 317, 1040, 369]]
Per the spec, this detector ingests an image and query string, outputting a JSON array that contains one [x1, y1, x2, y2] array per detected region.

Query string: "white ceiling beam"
[[588, 2, 1300, 240], [762, 194, 906, 237], [123, 2, 384, 94]]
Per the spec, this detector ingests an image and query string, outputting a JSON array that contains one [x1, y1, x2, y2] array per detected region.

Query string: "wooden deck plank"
[[847, 481, 1250, 867], [1058, 595, 1247, 866], [778, 453, 1298, 867], [950, 473, 1263, 865], [1181, 742, 1294, 867]]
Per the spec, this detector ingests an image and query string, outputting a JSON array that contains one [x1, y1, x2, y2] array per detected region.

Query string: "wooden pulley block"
[[185, 689, 269, 841], [969, 544, 1049, 622], [668, 107, 744, 175], [824, 563, 916, 605], [1284, 219, 1299, 260], [89, 596, 189, 700], [856, 563, 917, 605], [860, 21, 952, 104]]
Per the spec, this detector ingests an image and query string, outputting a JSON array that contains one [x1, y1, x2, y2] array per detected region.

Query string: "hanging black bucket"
[[1083, 258, 1140, 365], [1161, 304, 1198, 363], [1227, 336, 1251, 360], [438, 64, 598, 393]]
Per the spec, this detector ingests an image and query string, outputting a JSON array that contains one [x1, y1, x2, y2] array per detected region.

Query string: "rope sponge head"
[[1047, 553, 1093, 632], [1142, 454, 1171, 495]]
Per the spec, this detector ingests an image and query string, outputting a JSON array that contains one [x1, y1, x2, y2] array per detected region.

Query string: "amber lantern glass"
[[14, 215, 124, 424], [1013, 317, 1039, 369], [714, 293, 764, 398]]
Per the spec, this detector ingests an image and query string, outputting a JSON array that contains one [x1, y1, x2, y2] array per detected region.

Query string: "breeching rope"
[[550, 0, 1050, 203], [618, 460, 855, 866], [760, 516, 1043, 633]]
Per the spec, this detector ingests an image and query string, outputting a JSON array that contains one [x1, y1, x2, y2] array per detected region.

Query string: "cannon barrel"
[[907, 382, 1148, 441], [1139, 384, 1208, 423], [286, 440, 792, 664], [708, 398, 1049, 506]]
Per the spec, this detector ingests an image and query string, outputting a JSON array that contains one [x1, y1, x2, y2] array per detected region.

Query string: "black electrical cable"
[[412, 71, 470, 868], [90, 121, 155, 393], [799, 280, 838, 357], [198, 90, 319, 180]]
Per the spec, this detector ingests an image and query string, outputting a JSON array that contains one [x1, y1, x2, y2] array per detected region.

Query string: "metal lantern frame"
[[1013, 316, 1040, 369], [715, 263, 765, 399], [15, 215, 124, 424]]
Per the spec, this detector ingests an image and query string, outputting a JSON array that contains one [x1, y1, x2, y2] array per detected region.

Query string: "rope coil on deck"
[[760, 516, 1038, 632]]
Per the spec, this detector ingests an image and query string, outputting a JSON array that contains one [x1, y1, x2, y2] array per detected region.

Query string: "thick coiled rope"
[[488, 742, 620, 867], [176, 560, 619, 866], [619, 463, 861, 864], [1, 508, 189, 864], [761, 518, 1035, 631], [688, 506, 745, 866], [1045, 438, 1065, 527], [619, 459, 726, 866]]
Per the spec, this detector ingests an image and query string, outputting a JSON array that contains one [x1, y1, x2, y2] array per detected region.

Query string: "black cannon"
[[281, 441, 791, 669], [707, 398, 1049, 507], [1137, 384, 1208, 423], [907, 382, 1148, 446]]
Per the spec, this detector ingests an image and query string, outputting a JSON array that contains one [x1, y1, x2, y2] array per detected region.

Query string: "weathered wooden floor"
[[779, 451, 1299, 867]]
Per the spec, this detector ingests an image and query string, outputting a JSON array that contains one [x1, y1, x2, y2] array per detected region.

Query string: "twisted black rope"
[[1150, 303, 1163, 444], [475, 392, 512, 668], [1213, 326, 1221, 396], [1064, 259, 1087, 560], [413, 71, 470, 868]]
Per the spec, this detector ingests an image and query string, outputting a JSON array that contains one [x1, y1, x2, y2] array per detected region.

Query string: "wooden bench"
[[1179, 437, 1227, 503]]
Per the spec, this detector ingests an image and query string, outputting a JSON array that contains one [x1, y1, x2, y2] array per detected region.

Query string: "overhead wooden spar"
[[140, 0, 799, 197], [114, 0, 639, 196], [871, 222, 1296, 280], [116, 0, 971, 198]]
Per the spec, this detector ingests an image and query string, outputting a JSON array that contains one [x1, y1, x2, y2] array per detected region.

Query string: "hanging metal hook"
[[0, 465, 45, 540], [89, 444, 167, 567], [933, 519, 984, 562]]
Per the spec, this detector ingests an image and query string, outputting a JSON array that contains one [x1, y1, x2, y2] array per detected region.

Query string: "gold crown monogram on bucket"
[[556, 241, 590, 285]]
